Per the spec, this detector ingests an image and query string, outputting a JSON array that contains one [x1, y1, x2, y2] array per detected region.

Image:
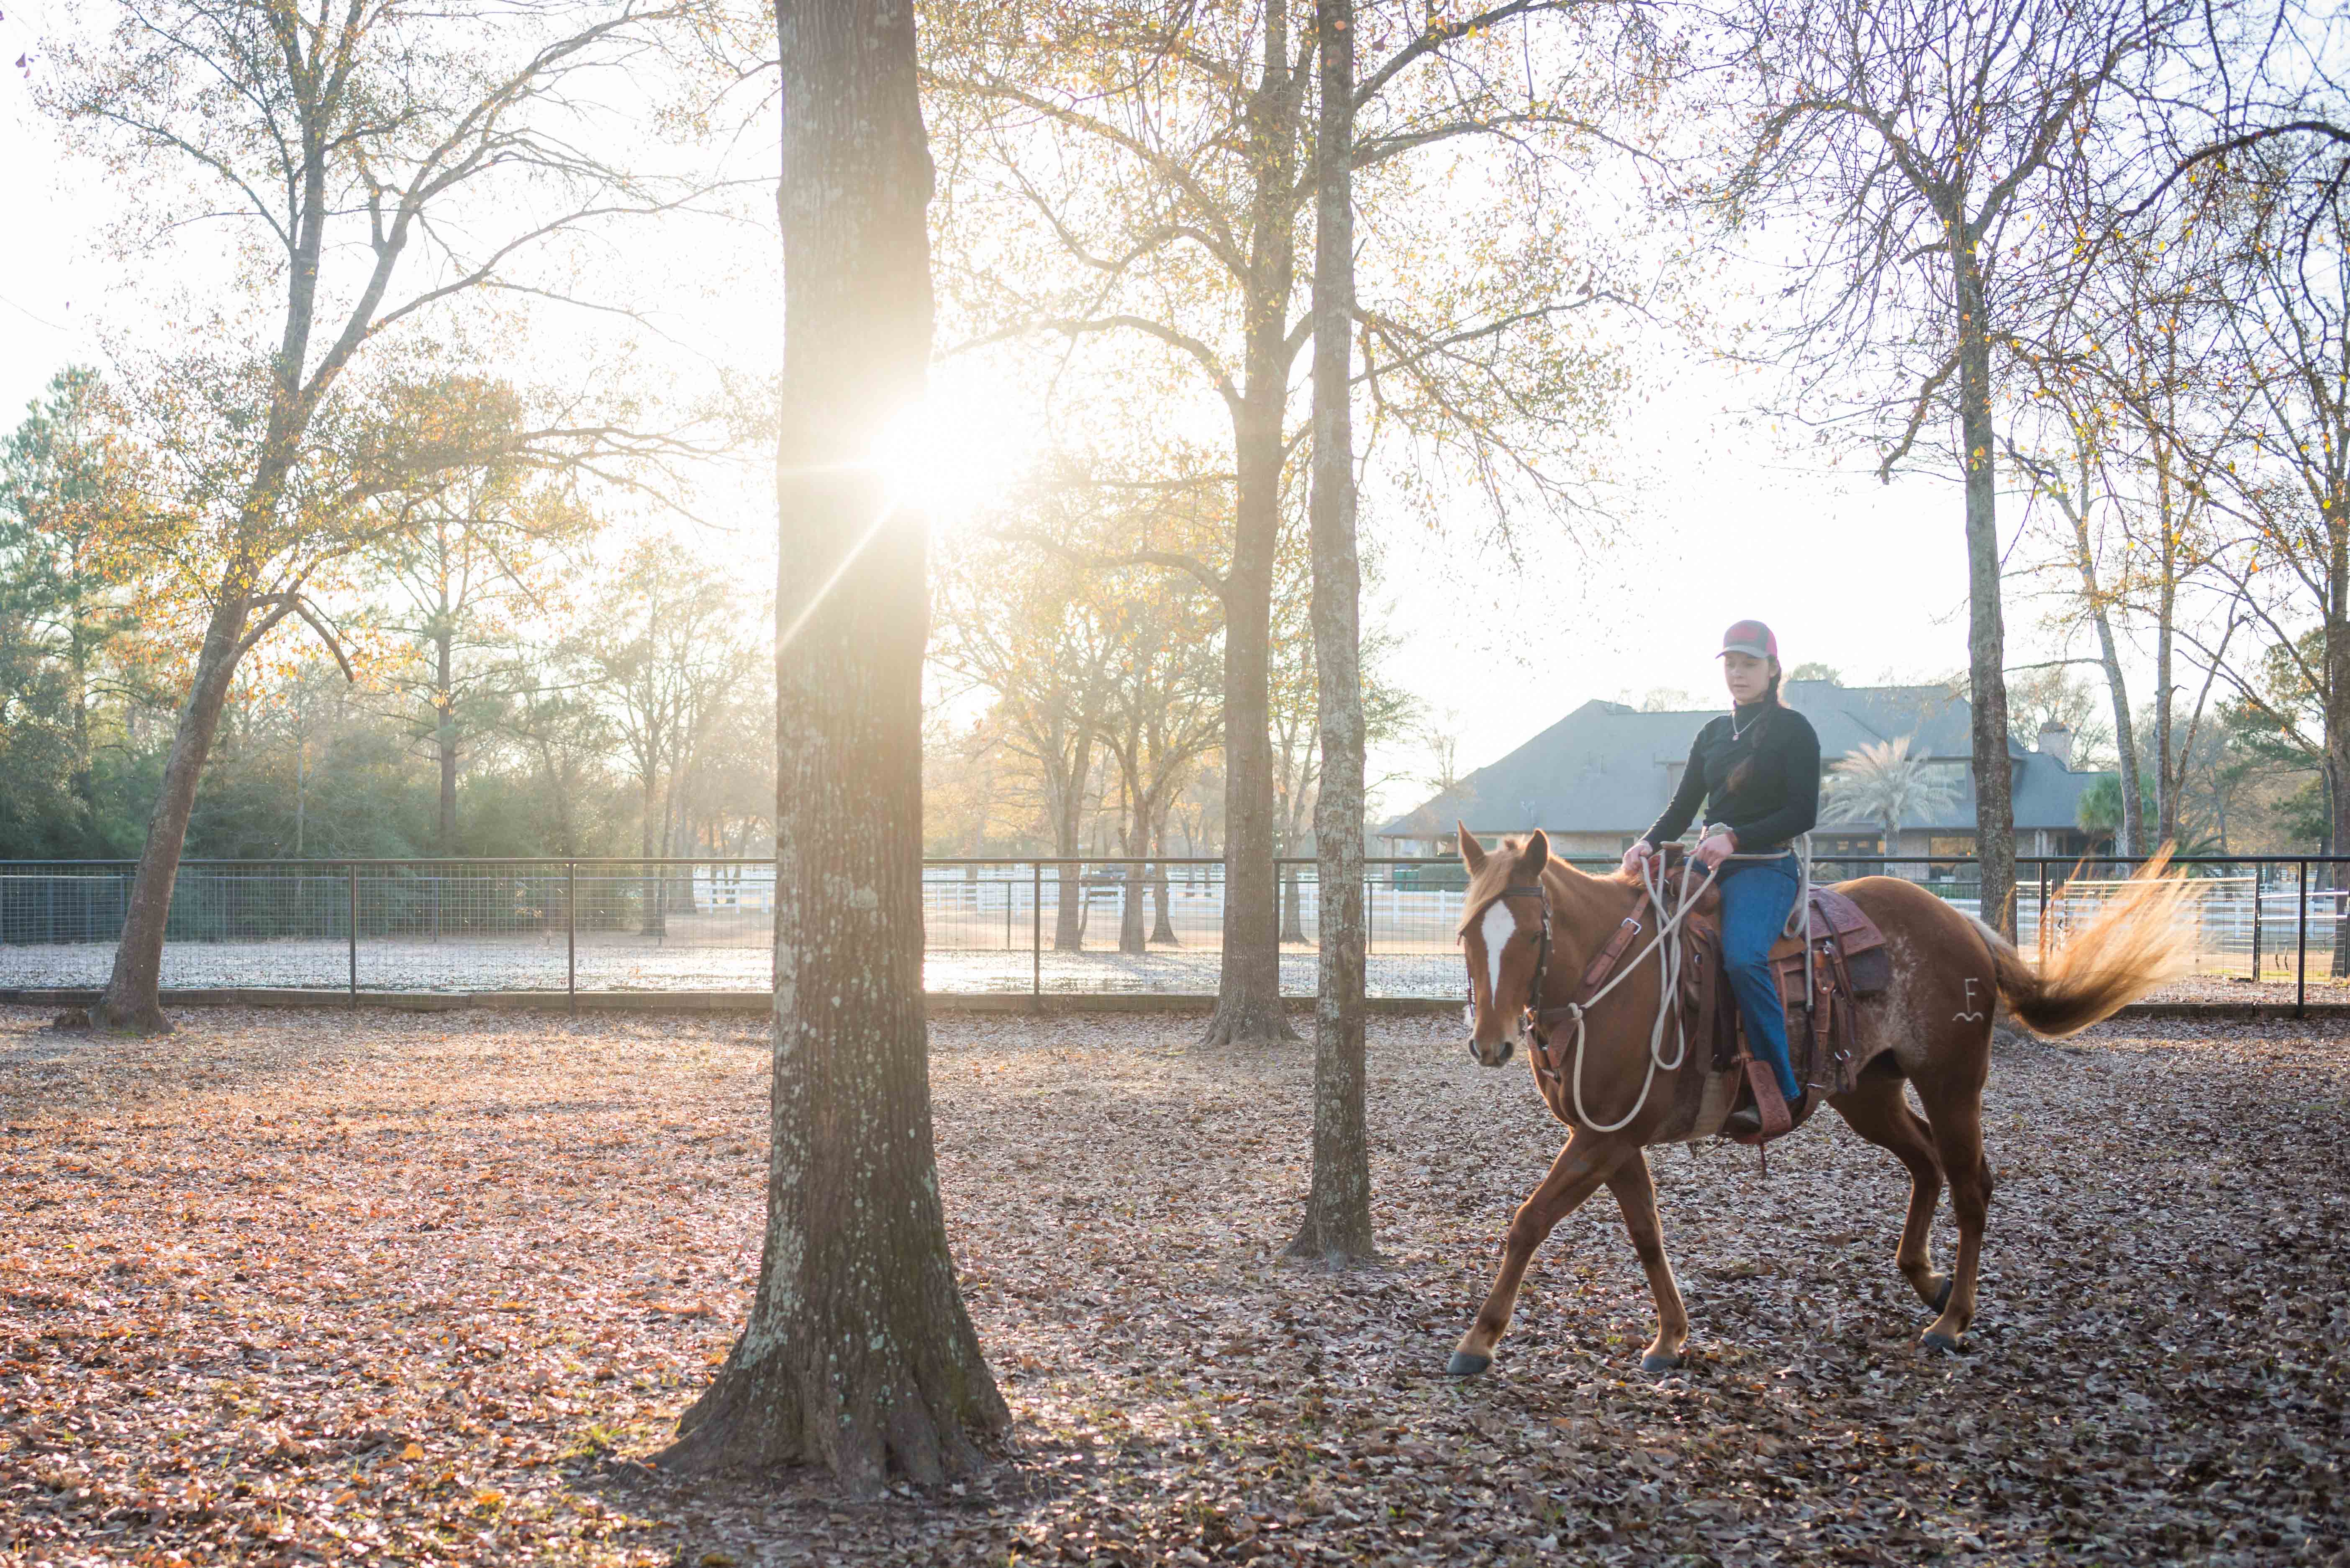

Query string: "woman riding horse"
[[1621, 618, 1818, 1137], [1447, 627, 2192, 1378]]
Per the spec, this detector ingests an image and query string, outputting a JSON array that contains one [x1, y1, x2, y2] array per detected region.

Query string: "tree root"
[[1284, 1220, 1379, 1266], [655, 1346, 997, 1496], [90, 996, 172, 1036], [1201, 995, 1299, 1047]]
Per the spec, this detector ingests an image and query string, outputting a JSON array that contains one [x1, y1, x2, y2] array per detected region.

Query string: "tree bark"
[[435, 620, 458, 856], [2325, 502, 2350, 979], [2063, 484, 2141, 856], [65, 538, 91, 805], [640, 763, 665, 935], [1289, 0, 1373, 1262], [1049, 743, 1089, 951], [1150, 801, 1179, 944], [91, 71, 332, 1031], [1205, 3, 1306, 1048], [1118, 757, 1148, 955], [2153, 438, 2178, 847], [92, 592, 252, 1032], [1952, 230, 2016, 937], [657, 0, 1002, 1491]]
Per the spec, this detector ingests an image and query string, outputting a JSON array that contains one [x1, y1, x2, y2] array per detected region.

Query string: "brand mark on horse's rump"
[[1955, 976, 1984, 1022]]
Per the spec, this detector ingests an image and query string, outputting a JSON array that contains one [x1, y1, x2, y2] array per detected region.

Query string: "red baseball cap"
[[1717, 619, 1777, 659]]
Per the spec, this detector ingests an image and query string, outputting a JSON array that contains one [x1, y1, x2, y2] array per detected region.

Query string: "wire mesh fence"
[[3, 853, 2347, 1005]]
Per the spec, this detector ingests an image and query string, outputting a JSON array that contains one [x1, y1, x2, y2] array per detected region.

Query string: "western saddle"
[[1708, 884, 1891, 1140], [1533, 851, 1894, 1145]]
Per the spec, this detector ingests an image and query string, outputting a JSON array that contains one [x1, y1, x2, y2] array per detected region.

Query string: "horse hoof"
[[1920, 1330, 1961, 1355], [1930, 1277, 1953, 1313], [1639, 1352, 1683, 1378], [1446, 1350, 1491, 1378]]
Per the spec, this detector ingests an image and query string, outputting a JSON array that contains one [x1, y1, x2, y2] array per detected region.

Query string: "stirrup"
[[1727, 1088, 1806, 1138], [1727, 1058, 1796, 1142]]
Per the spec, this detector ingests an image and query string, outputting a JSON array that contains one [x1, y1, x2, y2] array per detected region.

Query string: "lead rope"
[[1555, 842, 1814, 1135], [1557, 855, 1715, 1133], [1793, 832, 1814, 1050]]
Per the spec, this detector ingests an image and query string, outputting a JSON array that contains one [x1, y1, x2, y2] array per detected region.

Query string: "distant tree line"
[[0, 369, 770, 865]]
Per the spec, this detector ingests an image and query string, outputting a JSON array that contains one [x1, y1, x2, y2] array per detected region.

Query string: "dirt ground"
[[2, 1004, 2344, 1567]]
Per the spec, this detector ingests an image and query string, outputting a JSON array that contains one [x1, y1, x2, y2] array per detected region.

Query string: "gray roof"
[[1378, 680, 2108, 839]]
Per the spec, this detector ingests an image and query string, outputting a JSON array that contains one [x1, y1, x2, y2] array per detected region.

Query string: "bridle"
[[1462, 857, 1714, 1132], [1460, 840, 1817, 1131]]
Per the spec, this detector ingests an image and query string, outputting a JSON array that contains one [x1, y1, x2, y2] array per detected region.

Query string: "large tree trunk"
[[92, 64, 341, 1032], [657, 0, 1002, 1490], [1150, 801, 1179, 944], [2153, 443, 2178, 848], [1051, 762, 1086, 951], [435, 624, 458, 855], [1118, 761, 1147, 956], [2064, 491, 2141, 856], [2325, 507, 2350, 979], [1952, 233, 2015, 938], [1204, 3, 1303, 1048], [639, 768, 665, 935], [66, 557, 92, 807], [92, 593, 251, 1032], [1289, 0, 1373, 1262]]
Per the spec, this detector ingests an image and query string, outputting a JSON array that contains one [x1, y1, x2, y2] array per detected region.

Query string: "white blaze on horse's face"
[[1481, 901, 1515, 1001], [1463, 898, 1524, 1068]]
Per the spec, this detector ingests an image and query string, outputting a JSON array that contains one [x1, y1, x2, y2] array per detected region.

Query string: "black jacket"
[[1643, 701, 1821, 851]]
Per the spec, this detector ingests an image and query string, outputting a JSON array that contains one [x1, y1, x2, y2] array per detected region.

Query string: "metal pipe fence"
[[3, 853, 2347, 1012]]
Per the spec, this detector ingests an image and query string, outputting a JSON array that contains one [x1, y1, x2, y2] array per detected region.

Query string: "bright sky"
[[1364, 359, 2014, 807], [0, 17, 2126, 828]]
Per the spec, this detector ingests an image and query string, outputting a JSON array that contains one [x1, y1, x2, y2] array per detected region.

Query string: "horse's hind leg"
[[1916, 1085, 1991, 1352], [1605, 1153, 1689, 1376], [1447, 1130, 1632, 1378], [1831, 1071, 1952, 1312]]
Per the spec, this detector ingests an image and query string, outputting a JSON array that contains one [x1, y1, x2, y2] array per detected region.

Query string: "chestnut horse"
[[1447, 826, 2190, 1378]]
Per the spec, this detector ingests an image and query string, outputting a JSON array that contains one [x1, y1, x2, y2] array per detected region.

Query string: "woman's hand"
[[1620, 840, 1655, 876], [1693, 829, 1738, 870]]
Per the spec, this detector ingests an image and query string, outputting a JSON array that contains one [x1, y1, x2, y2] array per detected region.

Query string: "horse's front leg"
[[1606, 1151, 1689, 1376], [1448, 1130, 1634, 1378]]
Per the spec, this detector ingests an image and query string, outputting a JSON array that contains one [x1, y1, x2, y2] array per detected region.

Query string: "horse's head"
[[1455, 821, 1553, 1068]]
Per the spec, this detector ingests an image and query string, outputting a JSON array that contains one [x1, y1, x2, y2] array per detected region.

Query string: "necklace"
[[1729, 705, 1762, 741]]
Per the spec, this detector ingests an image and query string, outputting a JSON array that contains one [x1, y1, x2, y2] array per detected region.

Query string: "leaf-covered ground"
[[3, 1004, 2343, 1566]]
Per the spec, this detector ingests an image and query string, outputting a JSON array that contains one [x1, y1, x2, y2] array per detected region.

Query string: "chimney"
[[2036, 722, 2073, 770]]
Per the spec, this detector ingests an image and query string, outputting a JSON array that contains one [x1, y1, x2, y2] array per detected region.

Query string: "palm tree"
[[1823, 736, 1962, 868]]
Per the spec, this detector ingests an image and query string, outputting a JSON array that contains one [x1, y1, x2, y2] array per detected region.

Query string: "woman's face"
[[1722, 651, 1774, 706]]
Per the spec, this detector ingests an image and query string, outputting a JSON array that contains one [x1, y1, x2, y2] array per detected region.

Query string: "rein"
[[1465, 839, 1817, 1135], [1526, 856, 1716, 1132]]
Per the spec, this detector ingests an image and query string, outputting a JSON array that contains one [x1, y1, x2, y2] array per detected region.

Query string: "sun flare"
[[869, 368, 1032, 531]]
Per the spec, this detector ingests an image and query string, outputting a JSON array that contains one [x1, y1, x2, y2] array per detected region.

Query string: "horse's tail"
[[1967, 850, 2195, 1038]]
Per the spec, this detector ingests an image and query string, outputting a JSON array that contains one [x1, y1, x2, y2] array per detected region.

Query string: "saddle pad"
[[1808, 886, 1886, 954], [1766, 889, 1888, 963]]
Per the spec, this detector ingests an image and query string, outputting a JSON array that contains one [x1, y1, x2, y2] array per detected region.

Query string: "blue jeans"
[[1719, 852, 1802, 1102]]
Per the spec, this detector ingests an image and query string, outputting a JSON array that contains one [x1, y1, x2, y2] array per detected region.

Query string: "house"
[[1377, 678, 2111, 867]]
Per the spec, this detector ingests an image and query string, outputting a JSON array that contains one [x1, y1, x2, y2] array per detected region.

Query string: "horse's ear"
[[1457, 820, 1486, 874], [1517, 829, 1551, 872]]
